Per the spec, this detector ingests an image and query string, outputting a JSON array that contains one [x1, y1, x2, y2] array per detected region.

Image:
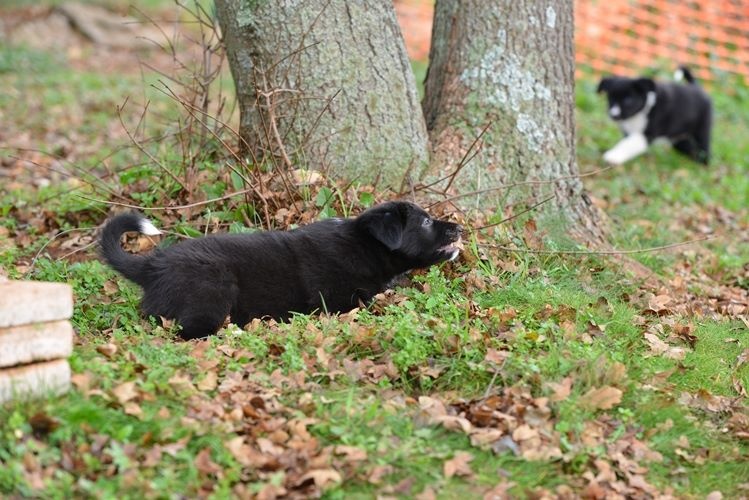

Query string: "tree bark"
[[423, 0, 605, 244], [214, 0, 428, 188]]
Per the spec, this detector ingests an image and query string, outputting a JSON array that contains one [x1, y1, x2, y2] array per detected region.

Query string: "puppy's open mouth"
[[439, 237, 464, 258]]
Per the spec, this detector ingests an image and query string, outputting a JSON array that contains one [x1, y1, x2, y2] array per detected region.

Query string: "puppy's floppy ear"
[[358, 208, 403, 250], [597, 77, 613, 94], [634, 77, 656, 94]]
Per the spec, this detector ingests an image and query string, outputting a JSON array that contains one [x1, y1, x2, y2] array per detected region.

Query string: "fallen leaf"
[[225, 437, 264, 467], [605, 362, 628, 385], [523, 218, 544, 249], [112, 381, 138, 404], [217, 345, 236, 358], [673, 322, 697, 347], [102, 280, 119, 295], [443, 451, 474, 479], [646, 294, 672, 314], [579, 386, 623, 410], [737, 349, 749, 369], [162, 437, 189, 457], [644, 332, 688, 360], [197, 371, 218, 391], [419, 365, 444, 379], [419, 395, 447, 412], [256, 483, 287, 500], [390, 476, 418, 495], [71, 372, 92, 391], [483, 481, 516, 500], [298, 469, 342, 489], [469, 428, 503, 447], [96, 343, 118, 358], [415, 486, 437, 500], [512, 424, 539, 441], [434, 415, 473, 434], [291, 168, 323, 185], [168, 373, 194, 393], [334, 445, 367, 461], [124, 402, 143, 419], [545, 377, 573, 402], [367, 464, 393, 484], [484, 348, 509, 366], [194, 447, 221, 475], [28, 412, 59, 437], [676, 435, 690, 448], [142, 446, 163, 467]]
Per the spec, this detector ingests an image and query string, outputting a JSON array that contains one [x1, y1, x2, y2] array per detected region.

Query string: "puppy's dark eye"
[[422, 218, 433, 227]]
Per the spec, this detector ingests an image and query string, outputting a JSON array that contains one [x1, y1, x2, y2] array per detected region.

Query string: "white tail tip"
[[139, 219, 161, 236]]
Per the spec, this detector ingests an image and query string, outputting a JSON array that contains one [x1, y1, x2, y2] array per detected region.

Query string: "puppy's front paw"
[[603, 149, 624, 165]]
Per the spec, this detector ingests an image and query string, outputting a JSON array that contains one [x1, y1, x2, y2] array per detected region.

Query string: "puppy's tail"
[[674, 66, 697, 84], [99, 212, 161, 287]]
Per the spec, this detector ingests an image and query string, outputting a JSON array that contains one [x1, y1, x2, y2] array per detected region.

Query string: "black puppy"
[[597, 67, 712, 165], [100, 201, 463, 339]]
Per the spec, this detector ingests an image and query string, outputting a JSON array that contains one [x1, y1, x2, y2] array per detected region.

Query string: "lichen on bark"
[[422, 0, 605, 245]]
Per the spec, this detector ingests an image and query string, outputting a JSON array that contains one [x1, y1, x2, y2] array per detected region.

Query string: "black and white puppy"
[[597, 67, 712, 165], [100, 201, 464, 339]]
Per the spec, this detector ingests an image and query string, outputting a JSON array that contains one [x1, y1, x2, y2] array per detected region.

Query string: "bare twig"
[[474, 195, 555, 231], [56, 240, 99, 262], [23, 228, 96, 278], [73, 188, 256, 211], [479, 235, 715, 255], [426, 163, 621, 209], [441, 121, 493, 194], [117, 97, 186, 189]]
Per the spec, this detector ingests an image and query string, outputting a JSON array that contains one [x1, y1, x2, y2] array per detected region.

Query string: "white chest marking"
[[617, 91, 656, 136]]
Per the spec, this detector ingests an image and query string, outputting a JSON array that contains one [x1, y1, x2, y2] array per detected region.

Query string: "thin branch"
[[479, 235, 715, 256], [117, 97, 186, 189], [56, 240, 98, 262], [73, 188, 256, 211], [298, 88, 342, 153], [474, 195, 555, 231], [413, 121, 493, 195], [442, 121, 493, 194], [426, 163, 621, 209], [23, 228, 96, 278]]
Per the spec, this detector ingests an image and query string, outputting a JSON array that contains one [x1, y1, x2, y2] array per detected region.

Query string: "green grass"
[[1, 17, 749, 498], [4, 251, 747, 496]]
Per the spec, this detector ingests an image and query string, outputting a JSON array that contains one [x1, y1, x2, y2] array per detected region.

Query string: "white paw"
[[602, 134, 648, 165], [603, 149, 624, 165]]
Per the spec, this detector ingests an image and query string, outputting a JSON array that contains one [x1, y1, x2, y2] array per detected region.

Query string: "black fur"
[[597, 67, 712, 164], [100, 202, 463, 339]]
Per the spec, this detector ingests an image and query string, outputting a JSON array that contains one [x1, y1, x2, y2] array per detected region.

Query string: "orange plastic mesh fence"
[[576, 0, 749, 82]]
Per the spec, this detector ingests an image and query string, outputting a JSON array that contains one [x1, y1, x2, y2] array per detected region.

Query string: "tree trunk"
[[423, 0, 605, 244], [214, 0, 428, 188]]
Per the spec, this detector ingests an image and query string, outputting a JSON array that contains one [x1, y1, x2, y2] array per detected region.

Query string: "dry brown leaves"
[[180, 341, 385, 498], [414, 386, 680, 498], [417, 386, 563, 461]]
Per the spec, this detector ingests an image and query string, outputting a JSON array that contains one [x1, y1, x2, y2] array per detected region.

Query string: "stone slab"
[[0, 320, 74, 368], [0, 281, 73, 328]]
